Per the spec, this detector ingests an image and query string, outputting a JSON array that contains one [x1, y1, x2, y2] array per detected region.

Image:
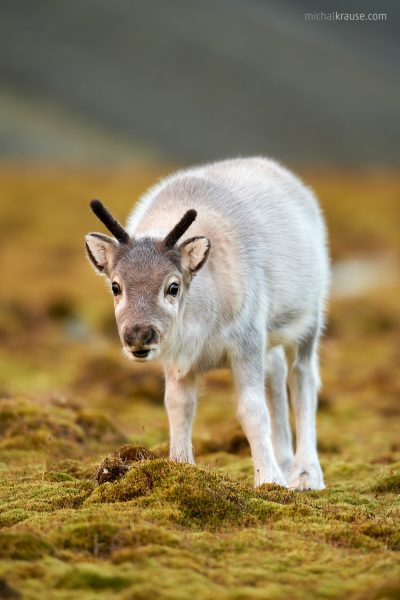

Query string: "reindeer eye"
[[111, 282, 121, 296], [167, 282, 180, 297]]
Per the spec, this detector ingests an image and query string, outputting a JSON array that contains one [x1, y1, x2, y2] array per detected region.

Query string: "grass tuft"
[[372, 472, 400, 493]]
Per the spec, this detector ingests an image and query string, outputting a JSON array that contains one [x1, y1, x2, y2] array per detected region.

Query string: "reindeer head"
[[85, 200, 210, 361]]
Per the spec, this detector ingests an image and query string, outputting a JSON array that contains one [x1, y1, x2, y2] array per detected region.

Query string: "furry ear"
[[85, 233, 115, 275], [179, 236, 210, 274]]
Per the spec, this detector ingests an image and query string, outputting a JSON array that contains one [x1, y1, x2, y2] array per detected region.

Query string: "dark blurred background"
[[0, 0, 399, 166]]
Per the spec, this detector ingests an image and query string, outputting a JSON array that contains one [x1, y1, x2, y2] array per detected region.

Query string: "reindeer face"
[[106, 238, 183, 361], [85, 201, 210, 362]]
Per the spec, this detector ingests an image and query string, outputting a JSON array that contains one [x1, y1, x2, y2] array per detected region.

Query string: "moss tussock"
[[53, 459, 98, 481], [54, 519, 179, 559], [55, 521, 120, 557], [87, 458, 289, 530], [0, 397, 82, 452], [75, 410, 126, 444], [0, 479, 94, 521], [0, 532, 53, 560], [255, 483, 297, 504], [0, 397, 126, 455], [372, 473, 400, 493], [56, 564, 132, 591]]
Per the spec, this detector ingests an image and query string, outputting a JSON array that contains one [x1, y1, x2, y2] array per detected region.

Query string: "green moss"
[[372, 473, 400, 493], [0, 480, 94, 516], [54, 459, 98, 480], [1, 168, 400, 599], [46, 471, 78, 482], [0, 532, 53, 560], [324, 525, 378, 551], [0, 508, 33, 528], [74, 354, 163, 403], [75, 410, 126, 444], [359, 579, 400, 600], [86, 459, 288, 530], [360, 522, 400, 551], [51, 514, 180, 561], [55, 521, 120, 556], [86, 459, 173, 503], [0, 398, 83, 452], [110, 526, 179, 564], [56, 564, 132, 591], [0, 577, 21, 600], [0, 397, 129, 460], [255, 483, 297, 504]]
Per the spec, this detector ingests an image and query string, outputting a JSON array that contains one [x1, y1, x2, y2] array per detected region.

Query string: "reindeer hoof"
[[289, 461, 325, 491]]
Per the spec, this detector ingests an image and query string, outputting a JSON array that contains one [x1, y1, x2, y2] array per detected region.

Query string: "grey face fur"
[[111, 238, 183, 361], [85, 204, 210, 362]]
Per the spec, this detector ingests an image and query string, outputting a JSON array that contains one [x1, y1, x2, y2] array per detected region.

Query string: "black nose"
[[123, 325, 157, 347]]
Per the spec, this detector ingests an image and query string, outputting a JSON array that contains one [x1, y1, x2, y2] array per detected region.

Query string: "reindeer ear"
[[85, 233, 115, 275], [179, 236, 210, 274]]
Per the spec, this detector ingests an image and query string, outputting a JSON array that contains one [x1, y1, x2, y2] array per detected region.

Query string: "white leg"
[[265, 346, 294, 483], [287, 333, 325, 491], [231, 352, 286, 487], [164, 369, 196, 464]]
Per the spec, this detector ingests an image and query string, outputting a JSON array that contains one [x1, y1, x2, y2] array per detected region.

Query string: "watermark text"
[[305, 11, 387, 22]]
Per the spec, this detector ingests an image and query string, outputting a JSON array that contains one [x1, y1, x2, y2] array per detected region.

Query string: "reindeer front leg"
[[164, 369, 196, 464], [231, 346, 287, 487]]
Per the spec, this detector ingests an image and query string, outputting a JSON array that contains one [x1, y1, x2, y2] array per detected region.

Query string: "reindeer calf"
[[85, 157, 330, 489]]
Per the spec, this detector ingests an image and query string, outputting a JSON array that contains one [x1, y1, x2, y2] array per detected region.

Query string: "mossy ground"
[[0, 165, 399, 599]]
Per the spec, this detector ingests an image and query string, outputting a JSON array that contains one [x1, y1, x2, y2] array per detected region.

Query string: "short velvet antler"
[[162, 209, 197, 250], [90, 199, 130, 244]]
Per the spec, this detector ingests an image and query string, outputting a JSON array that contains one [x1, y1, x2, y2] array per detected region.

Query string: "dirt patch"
[[96, 444, 156, 484]]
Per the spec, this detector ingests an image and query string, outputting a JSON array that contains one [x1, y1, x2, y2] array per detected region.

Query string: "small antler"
[[162, 209, 197, 250], [90, 199, 130, 244]]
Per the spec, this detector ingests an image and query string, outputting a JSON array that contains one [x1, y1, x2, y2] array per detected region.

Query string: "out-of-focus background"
[[1, 0, 400, 165], [0, 2, 399, 599]]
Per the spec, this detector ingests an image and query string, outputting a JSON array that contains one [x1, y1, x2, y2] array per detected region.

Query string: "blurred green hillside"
[[1, 0, 399, 165]]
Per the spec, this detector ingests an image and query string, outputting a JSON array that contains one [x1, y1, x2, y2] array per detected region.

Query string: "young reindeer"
[[85, 157, 330, 490]]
